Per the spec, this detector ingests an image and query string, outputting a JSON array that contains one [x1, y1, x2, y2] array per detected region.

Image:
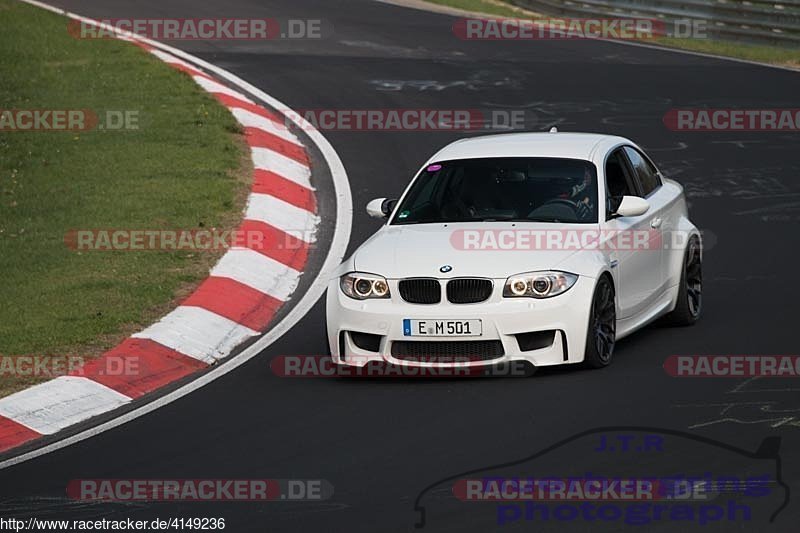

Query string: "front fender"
[[554, 249, 610, 281], [666, 215, 701, 290]]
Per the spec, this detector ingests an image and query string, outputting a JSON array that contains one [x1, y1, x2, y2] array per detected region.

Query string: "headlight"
[[340, 272, 391, 300], [503, 271, 578, 298]]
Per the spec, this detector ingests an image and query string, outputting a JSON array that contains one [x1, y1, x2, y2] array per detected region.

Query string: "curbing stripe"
[[209, 248, 302, 301], [245, 128, 310, 166], [212, 93, 284, 123], [193, 76, 254, 102], [252, 170, 317, 213], [171, 62, 212, 79], [245, 193, 320, 243], [251, 146, 312, 188], [149, 49, 201, 70], [0, 377, 131, 435], [231, 108, 302, 146], [0, 416, 41, 452], [71, 338, 207, 399], [181, 277, 284, 332], [237, 218, 311, 270], [132, 306, 260, 364]]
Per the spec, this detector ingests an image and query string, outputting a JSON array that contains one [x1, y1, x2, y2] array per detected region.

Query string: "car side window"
[[623, 146, 661, 197], [604, 148, 638, 219]]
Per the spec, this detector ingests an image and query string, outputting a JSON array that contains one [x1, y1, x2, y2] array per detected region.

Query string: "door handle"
[[650, 218, 662, 229]]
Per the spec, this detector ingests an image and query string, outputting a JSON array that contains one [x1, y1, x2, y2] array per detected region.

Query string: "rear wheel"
[[583, 276, 616, 369], [664, 236, 702, 326]]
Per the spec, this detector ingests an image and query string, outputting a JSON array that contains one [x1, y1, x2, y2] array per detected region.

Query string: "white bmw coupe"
[[326, 132, 702, 370]]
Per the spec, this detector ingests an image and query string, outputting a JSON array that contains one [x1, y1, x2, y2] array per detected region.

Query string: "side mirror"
[[613, 195, 650, 218], [366, 198, 397, 219]]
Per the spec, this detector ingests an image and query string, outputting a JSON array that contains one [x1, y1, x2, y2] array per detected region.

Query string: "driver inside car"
[[558, 166, 595, 220]]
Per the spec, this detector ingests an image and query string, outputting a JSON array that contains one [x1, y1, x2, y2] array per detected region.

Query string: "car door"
[[623, 145, 672, 298], [603, 147, 661, 319]]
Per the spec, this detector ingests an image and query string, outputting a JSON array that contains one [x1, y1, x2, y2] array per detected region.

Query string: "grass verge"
[[423, 0, 527, 17], [0, 0, 250, 396], [648, 37, 800, 69]]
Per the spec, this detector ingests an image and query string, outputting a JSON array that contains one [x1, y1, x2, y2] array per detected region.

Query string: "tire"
[[664, 236, 702, 326], [583, 275, 616, 369]]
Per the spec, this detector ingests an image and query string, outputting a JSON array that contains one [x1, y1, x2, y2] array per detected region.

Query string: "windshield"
[[391, 157, 598, 225]]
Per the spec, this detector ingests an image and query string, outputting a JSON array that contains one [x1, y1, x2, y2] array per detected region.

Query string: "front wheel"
[[583, 276, 616, 369], [664, 236, 702, 326]]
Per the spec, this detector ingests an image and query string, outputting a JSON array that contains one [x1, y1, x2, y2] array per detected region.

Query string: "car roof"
[[428, 132, 632, 163]]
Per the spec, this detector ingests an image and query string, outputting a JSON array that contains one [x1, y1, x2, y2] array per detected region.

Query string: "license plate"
[[403, 319, 482, 337]]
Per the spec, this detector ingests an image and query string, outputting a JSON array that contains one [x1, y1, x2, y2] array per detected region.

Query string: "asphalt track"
[[2, 1, 800, 532]]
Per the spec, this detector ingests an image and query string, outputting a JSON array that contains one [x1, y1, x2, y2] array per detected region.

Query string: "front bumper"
[[325, 275, 595, 368]]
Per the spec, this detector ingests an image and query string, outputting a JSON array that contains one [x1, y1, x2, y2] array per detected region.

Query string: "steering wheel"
[[532, 198, 590, 221], [441, 196, 477, 219], [541, 198, 581, 209]]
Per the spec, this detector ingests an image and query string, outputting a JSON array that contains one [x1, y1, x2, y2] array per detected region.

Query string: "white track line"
[[2, 0, 352, 470]]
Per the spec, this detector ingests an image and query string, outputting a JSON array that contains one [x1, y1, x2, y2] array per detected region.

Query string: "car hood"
[[352, 222, 592, 279]]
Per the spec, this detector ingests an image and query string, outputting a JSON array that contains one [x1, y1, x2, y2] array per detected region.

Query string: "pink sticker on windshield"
[[427, 164, 442, 172]]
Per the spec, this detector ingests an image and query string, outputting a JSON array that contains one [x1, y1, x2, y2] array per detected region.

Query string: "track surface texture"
[[2, 1, 799, 532]]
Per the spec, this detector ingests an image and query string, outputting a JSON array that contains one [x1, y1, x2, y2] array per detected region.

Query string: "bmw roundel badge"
[[439, 265, 453, 273]]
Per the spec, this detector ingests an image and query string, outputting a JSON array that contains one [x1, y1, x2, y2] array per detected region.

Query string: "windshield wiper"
[[476, 216, 557, 223], [395, 217, 560, 224]]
